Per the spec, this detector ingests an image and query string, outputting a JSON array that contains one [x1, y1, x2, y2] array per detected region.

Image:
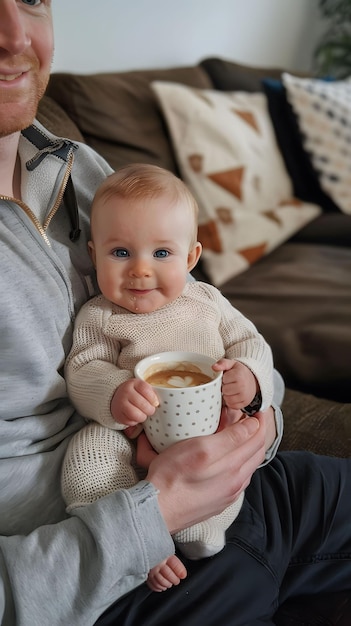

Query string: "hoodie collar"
[[21, 122, 78, 170]]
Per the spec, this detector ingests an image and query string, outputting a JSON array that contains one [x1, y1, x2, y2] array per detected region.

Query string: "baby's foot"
[[147, 554, 187, 592]]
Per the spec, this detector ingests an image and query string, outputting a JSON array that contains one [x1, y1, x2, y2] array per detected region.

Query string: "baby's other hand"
[[213, 358, 258, 410], [111, 378, 159, 428]]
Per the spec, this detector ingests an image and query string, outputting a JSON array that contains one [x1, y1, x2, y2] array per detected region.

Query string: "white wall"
[[51, 0, 323, 75]]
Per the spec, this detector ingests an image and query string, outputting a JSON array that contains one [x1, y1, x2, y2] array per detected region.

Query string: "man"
[[0, 2, 349, 625]]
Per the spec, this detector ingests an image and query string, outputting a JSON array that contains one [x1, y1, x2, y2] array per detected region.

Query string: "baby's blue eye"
[[113, 249, 129, 258], [22, 0, 41, 5], [154, 250, 169, 258]]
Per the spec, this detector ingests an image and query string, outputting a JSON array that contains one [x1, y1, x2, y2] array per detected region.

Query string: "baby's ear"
[[88, 240, 96, 267], [187, 241, 202, 272]]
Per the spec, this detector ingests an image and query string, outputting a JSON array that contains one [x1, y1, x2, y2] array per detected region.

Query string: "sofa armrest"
[[281, 388, 351, 457]]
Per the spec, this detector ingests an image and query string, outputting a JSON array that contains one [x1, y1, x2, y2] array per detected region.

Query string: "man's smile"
[[0, 72, 23, 81]]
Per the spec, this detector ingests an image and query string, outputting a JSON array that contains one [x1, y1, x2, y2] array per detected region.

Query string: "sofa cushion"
[[45, 66, 212, 174], [282, 73, 351, 214], [291, 211, 351, 246], [37, 95, 85, 143], [152, 80, 321, 286], [200, 57, 283, 92], [192, 240, 351, 402]]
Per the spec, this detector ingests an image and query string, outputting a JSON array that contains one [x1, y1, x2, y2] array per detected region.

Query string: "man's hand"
[[139, 416, 266, 535], [217, 404, 243, 431]]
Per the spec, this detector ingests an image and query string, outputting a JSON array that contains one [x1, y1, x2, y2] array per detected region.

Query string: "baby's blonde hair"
[[91, 163, 199, 248]]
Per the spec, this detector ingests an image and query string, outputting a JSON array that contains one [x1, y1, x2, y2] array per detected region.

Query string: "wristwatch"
[[242, 390, 262, 416]]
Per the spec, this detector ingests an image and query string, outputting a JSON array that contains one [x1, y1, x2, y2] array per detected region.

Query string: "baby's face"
[[89, 194, 200, 314]]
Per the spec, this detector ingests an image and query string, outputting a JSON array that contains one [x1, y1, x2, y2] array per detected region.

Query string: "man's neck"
[[0, 132, 21, 199]]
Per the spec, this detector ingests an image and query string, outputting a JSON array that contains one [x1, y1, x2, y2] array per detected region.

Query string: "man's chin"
[[0, 102, 38, 137], [0, 79, 48, 137]]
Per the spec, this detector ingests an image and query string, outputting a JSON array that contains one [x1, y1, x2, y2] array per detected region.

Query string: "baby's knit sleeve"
[[65, 297, 132, 428]]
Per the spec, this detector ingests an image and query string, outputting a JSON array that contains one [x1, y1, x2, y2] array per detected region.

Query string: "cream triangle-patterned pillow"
[[152, 81, 321, 286]]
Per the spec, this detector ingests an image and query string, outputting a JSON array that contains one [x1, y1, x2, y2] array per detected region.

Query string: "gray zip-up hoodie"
[[0, 121, 174, 625]]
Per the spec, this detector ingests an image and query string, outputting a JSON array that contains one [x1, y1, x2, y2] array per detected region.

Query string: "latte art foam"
[[145, 363, 212, 388]]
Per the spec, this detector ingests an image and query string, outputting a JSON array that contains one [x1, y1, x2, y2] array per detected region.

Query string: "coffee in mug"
[[144, 362, 212, 388]]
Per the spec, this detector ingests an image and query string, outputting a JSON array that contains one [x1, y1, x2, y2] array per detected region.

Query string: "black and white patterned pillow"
[[283, 73, 351, 214]]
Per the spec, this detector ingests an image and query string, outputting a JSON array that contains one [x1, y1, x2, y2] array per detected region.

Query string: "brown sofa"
[[37, 58, 350, 625]]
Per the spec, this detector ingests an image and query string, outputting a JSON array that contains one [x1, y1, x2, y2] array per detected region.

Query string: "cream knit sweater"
[[63, 281, 274, 555], [65, 281, 274, 429]]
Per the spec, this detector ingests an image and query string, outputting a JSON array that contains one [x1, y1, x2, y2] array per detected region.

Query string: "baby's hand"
[[111, 378, 159, 430], [213, 358, 258, 410]]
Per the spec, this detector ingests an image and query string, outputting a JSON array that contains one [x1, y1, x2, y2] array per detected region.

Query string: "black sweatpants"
[[96, 452, 351, 626]]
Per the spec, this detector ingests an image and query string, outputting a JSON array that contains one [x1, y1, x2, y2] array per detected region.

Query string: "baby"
[[62, 163, 274, 592]]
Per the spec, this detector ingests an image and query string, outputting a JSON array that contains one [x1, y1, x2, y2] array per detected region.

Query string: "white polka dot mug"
[[134, 351, 223, 453]]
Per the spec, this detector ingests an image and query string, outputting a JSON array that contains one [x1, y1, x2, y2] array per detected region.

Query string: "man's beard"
[[0, 63, 50, 137]]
